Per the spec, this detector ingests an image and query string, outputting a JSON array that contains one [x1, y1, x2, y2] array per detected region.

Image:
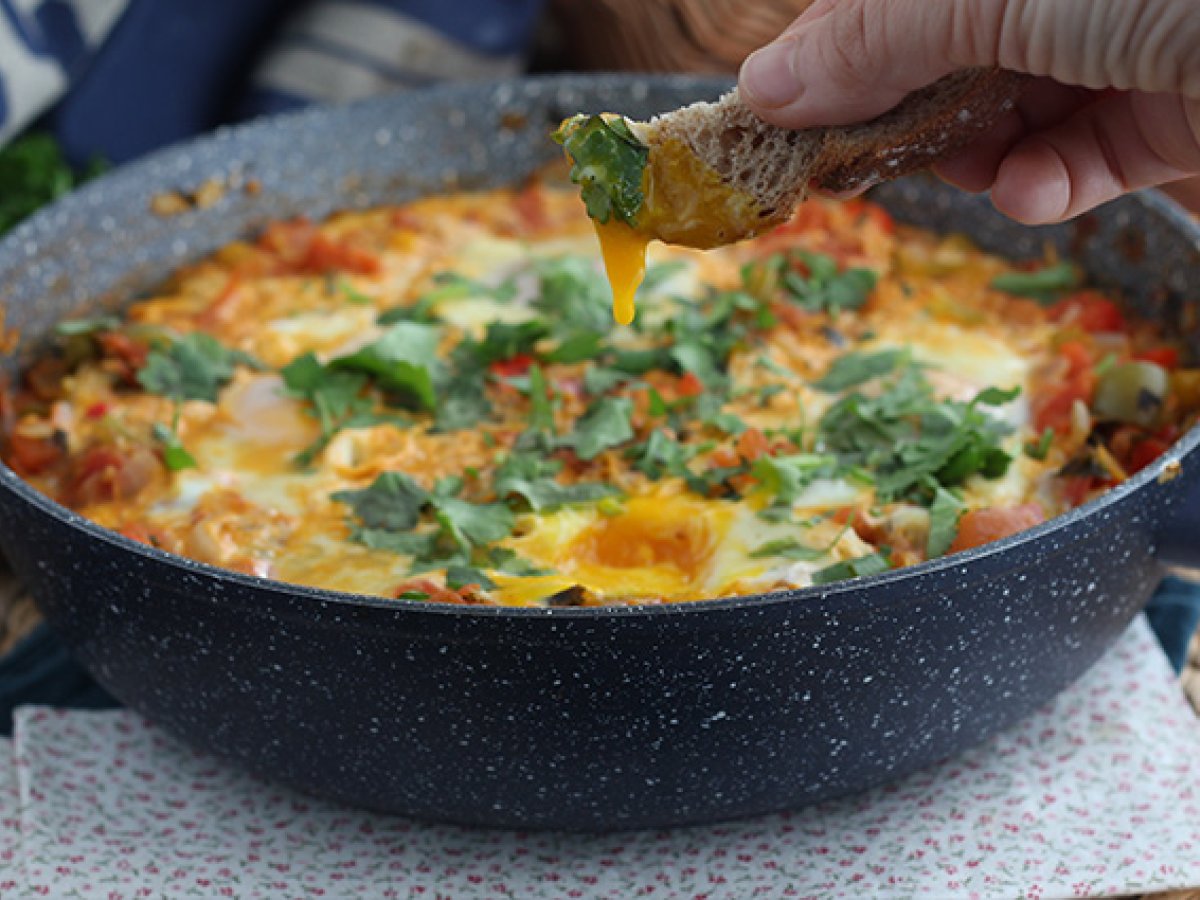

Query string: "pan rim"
[[1, 73, 1197, 620]]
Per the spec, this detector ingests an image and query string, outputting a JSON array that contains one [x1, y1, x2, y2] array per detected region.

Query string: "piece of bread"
[[639, 68, 1028, 242]]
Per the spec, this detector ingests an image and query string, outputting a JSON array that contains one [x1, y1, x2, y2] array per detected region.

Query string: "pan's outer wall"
[[0, 76, 1197, 829]]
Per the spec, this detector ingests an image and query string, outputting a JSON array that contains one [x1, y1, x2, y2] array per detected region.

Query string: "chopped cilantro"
[[1024, 427, 1055, 461], [331, 471, 428, 532], [494, 453, 618, 512], [445, 565, 496, 591], [331, 322, 440, 410], [782, 250, 878, 313], [526, 364, 556, 434], [749, 538, 829, 562], [926, 485, 965, 559], [568, 396, 634, 460], [813, 348, 906, 393], [630, 429, 695, 479], [750, 453, 838, 505], [817, 366, 1016, 502], [137, 332, 259, 403], [990, 262, 1080, 304], [397, 590, 431, 601], [339, 280, 375, 305], [552, 114, 648, 227], [151, 421, 196, 472], [281, 353, 387, 466], [55, 315, 122, 337], [811, 552, 891, 585]]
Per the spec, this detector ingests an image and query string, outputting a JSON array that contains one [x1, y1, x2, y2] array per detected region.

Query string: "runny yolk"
[[593, 217, 649, 326]]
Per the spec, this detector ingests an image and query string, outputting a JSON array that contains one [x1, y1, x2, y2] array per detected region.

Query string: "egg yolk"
[[593, 217, 649, 326], [574, 502, 717, 581]]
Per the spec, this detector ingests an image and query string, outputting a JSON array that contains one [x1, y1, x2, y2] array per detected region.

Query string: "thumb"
[[739, 0, 1200, 129]]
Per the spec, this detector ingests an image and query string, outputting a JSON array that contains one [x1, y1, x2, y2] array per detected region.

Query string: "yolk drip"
[[593, 218, 649, 326]]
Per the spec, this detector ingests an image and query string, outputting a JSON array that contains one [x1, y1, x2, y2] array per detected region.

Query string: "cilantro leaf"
[[533, 256, 613, 333], [432, 496, 514, 550], [151, 422, 197, 472], [811, 552, 891, 585], [445, 565, 496, 591], [567, 396, 634, 460], [1024, 427, 1054, 461], [55, 315, 122, 337], [813, 348, 906, 392], [332, 323, 440, 410], [629, 429, 696, 480], [526, 364, 556, 434], [281, 353, 387, 465], [137, 332, 259, 403], [749, 538, 830, 562], [990, 263, 1080, 304], [552, 114, 648, 226], [332, 471, 428, 532], [435, 373, 490, 432], [749, 453, 838, 505], [926, 485, 965, 559]]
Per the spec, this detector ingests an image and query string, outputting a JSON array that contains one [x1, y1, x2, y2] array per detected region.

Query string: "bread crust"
[[642, 68, 1029, 240]]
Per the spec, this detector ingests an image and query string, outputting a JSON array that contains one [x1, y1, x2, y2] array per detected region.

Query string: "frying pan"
[[0, 75, 1198, 831]]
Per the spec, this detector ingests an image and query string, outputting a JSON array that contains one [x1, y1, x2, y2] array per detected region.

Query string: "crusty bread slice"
[[641, 67, 1028, 240]]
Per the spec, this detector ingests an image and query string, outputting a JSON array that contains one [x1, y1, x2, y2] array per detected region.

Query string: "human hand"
[[737, 0, 1200, 223]]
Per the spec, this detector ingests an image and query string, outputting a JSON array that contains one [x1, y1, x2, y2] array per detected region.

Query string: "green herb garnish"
[[552, 114, 648, 227], [990, 262, 1079, 304]]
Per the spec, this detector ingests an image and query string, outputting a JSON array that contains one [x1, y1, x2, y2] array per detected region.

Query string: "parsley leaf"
[[137, 332, 259, 403], [526, 364, 556, 434], [629, 429, 696, 480], [552, 115, 648, 226], [567, 396, 634, 460]]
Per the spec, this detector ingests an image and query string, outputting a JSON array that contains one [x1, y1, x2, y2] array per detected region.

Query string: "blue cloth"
[[2, 580, 1198, 738], [0, 0, 544, 164]]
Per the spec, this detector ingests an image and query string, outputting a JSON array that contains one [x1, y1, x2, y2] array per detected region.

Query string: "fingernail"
[[741, 38, 803, 109]]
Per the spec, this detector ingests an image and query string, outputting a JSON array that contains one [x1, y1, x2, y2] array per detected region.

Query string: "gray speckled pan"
[[0, 75, 1198, 831]]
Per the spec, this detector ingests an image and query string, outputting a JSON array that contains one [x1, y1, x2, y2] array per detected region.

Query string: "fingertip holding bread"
[[555, 67, 1028, 322]]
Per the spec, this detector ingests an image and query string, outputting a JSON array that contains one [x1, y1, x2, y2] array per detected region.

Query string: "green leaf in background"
[[0, 132, 108, 236], [989, 262, 1080, 304]]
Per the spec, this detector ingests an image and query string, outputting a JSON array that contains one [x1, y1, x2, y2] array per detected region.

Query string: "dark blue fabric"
[[0, 623, 117, 737], [2, 578, 1197, 737], [49, 0, 295, 166]]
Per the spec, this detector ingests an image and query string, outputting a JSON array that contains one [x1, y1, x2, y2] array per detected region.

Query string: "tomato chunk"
[[1033, 340, 1096, 435], [948, 504, 1046, 554], [1049, 291, 1125, 333], [1134, 346, 1180, 370], [6, 432, 64, 475]]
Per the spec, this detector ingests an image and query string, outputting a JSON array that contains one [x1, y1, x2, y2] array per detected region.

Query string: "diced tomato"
[[84, 402, 110, 420], [843, 198, 895, 234], [948, 504, 1046, 554], [1033, 340, 1096, 435], [1127, 437, 1171, 473], [119, 522, 162, 547], [708, 447, 740, 468], [197, 275, 242, 327], [305, 233, 382, 276], [65, 445, 162, 506], [774, 200, 832, 236], [488, 354, 534, 378], [1049, 291, 1125, 333], [1134, 346, 1180, 370], [734, 427, 770, 463], [392, 578, 478, 604], [1060, 476, 1100, 507], [512, 182, 548, 232], [676, 372, 705, 398], [5, 432, 64, 475], [24, 357, 69, 401], [96, 331, 149, 380], [258, 219, 381, 276]]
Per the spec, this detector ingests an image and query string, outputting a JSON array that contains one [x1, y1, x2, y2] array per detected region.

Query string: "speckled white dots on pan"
[[0, 76, 1198, 830]]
